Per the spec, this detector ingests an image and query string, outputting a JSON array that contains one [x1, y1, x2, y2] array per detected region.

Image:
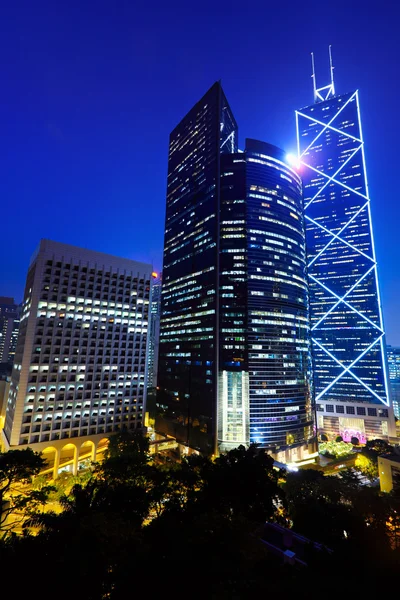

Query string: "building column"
[[53, 449, 60, 480], [72, 445, 79, 476], [91, 442, 96, 462]]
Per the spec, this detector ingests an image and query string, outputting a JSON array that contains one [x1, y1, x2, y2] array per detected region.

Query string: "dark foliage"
[[0, 436, 400, 599]]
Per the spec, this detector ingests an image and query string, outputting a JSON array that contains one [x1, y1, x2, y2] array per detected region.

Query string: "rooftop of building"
[[379, 452, 400, 463], [0, 297, 15, 305], [30, 239, 153, 274]]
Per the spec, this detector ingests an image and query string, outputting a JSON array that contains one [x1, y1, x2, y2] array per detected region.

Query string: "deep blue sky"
[[1, 0, 399, 343]]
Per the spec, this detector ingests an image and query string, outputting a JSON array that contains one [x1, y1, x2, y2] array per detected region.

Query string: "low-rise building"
[[378, 453, 400, 493]]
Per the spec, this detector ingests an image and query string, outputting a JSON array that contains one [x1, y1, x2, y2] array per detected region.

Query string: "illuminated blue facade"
[[296, 86, 395, 442], [387, 346, 400, 419], [219, 141, 314, 454]]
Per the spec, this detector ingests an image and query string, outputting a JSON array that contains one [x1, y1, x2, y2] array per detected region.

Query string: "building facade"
[[2, 240, 152, 465], [147, 272, 162, 390], [219, 140, 314, 460], [158, 82, 237, 455], [296, 67, 395, 442], [158, 82, 315, 461], [0, 363, 13, 436], [387, 346, 400, 419], [0, 297, 20, 365]]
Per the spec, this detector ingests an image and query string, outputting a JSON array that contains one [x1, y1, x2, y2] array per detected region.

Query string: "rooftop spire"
[[311, 46, 336, 102]]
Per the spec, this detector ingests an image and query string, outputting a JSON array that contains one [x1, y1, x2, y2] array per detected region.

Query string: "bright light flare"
[[286, 153, 300, 169]]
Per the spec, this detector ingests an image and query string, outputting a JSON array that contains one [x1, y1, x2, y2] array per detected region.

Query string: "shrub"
[[319, 441, 353, 459]]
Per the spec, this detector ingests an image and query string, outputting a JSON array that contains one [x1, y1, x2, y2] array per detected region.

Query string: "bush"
[[351, 437, 359, 446], [320, 434, 328, 442], [319, 441, 353, 459], [336, 436, 343, 442]]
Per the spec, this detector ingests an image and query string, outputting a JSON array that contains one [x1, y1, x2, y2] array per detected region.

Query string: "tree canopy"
[[0, 435, 399, 598]]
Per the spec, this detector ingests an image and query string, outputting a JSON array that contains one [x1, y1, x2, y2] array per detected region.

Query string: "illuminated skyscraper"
[[158, 82, 315, 461], [219, 140, 314, 461], [387, 346, 400, 419], [147, 272, 162, 390], [2, 240, 152, 475], [296, 50, 395, 442], [158, 82, 237, 454], [0, 297, 20, 365]]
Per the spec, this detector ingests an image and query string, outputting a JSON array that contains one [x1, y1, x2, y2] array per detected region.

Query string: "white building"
[[1, 240, 152, 475]]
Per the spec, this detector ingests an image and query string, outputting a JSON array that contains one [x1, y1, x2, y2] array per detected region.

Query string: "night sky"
[[1, 1, 399, 343]]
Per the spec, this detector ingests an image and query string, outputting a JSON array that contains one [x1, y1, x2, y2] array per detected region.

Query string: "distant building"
[[2, 240, 152, 477], [147, 272, 161, 390], [387, 346, 400, 419], [296, 53, 395, 443], [0, 363, 13, 439], [0, 297, 20, 364], [157, 82, 315, 462], [378, 452, 400, 493]]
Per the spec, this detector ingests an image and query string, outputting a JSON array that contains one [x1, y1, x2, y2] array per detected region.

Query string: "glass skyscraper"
[[219, 140, 314, 460], [147, 272, 162, 390], [387, 346, 400, 419], [296, 69, 395, 442], [158, 82, 237, 455], [0, 297, 20, 365], [158, 83, 316, 461]]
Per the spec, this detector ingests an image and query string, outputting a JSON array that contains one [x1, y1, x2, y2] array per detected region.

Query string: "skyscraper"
[[0, 297, 20, 365], [147, 272, 162, 390], [158, 82, 315, 461], [219, 140, 314, 461], [158, 82, 237, 455], [2, 240, 152, 476], [296, 51, 395, 443], [387, 346, 400, 419]]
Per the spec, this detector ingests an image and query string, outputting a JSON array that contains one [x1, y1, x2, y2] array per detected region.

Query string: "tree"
[[336, 436, 343, 442], [351, 437, 359, 446], [365, 439, 393, 454], [319, 440, 353, 459], [355, 452, 378, 480], [196, 444, 283, 522], [0, 448, 50, 537]]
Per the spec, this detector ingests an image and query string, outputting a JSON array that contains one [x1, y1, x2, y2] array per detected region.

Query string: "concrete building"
[[378, 452, 400, 493], [1, 240, 152, 477]]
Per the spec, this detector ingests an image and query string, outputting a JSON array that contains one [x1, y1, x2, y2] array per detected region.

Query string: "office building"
[[219, 139, 313, 460], [158, 82, 315, 461], [387, 346, 400, 419], [378, 452, 400, 493], [158, 82, 237, 455], [2, 240, 152, 475], [0, 297, 20, 364], [296, 51, 395, 442], [0, 363, 13, 437], [147, 272, 162, 389]]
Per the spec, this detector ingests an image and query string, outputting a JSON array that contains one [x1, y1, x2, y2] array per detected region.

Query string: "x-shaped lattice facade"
[[296, 91, 389, 406]]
